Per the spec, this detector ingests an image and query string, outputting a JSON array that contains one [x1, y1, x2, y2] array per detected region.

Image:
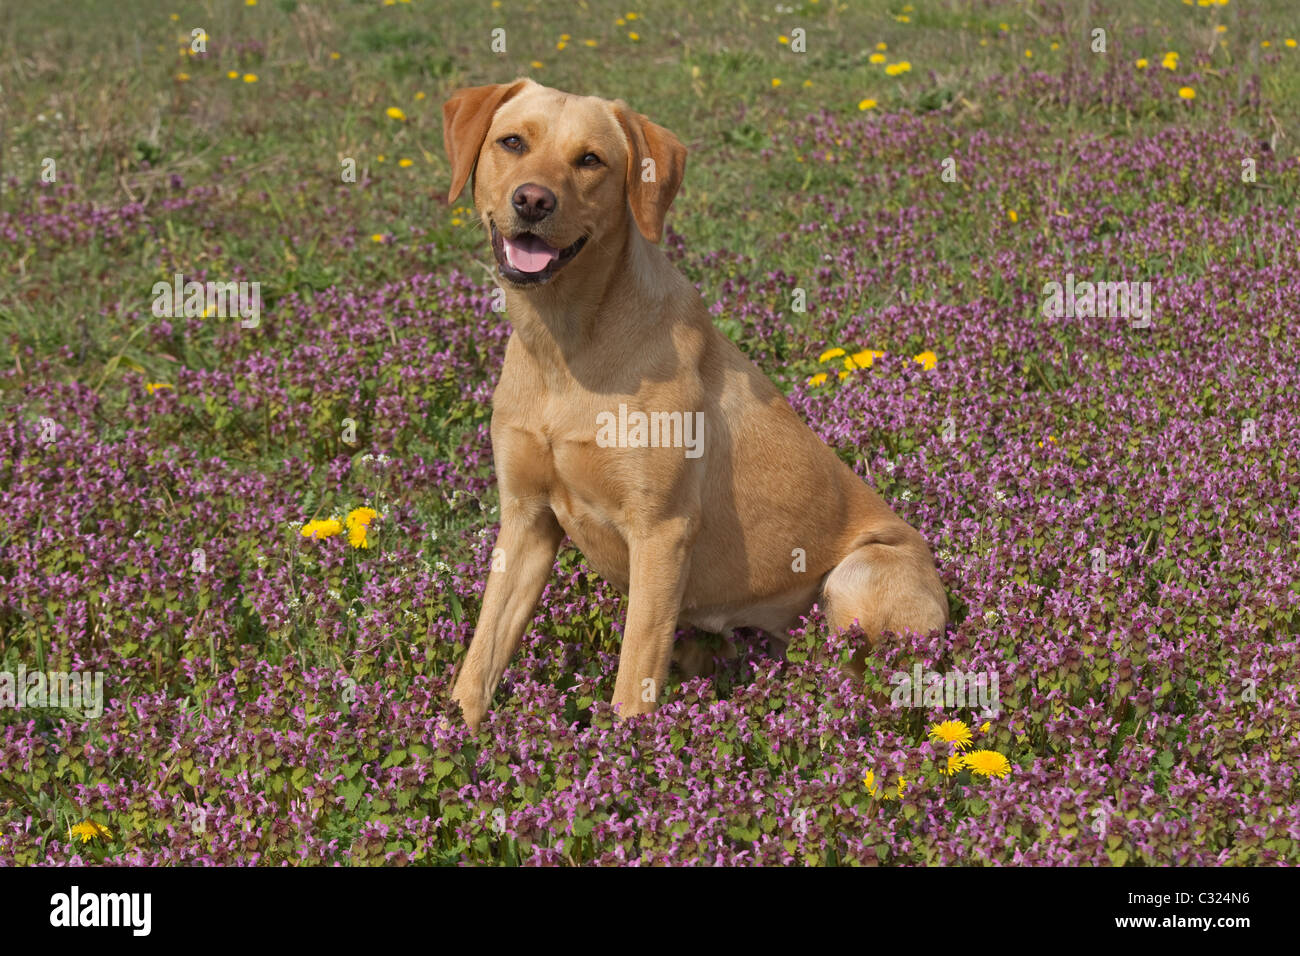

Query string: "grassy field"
[[1, 0, 1298, 865]]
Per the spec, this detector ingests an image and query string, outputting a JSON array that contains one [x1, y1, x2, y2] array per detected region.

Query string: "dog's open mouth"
[[491, 222, 587, 285]]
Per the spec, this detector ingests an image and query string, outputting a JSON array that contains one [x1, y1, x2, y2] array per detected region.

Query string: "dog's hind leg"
[[821, 523, 948, 676]]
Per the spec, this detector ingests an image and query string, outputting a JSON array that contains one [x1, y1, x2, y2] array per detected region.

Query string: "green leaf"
[[340, 779, 366, 812]]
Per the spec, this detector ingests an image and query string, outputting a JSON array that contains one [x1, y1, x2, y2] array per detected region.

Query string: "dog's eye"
[[499, 135, 525, 153], [578, 152, 603, 168]]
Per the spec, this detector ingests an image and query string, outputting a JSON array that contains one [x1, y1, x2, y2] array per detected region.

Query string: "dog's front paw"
[[450, 680, 488, 732]]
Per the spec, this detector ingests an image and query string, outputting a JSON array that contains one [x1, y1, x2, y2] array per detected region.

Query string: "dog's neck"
[[501, 214, 675, 379]]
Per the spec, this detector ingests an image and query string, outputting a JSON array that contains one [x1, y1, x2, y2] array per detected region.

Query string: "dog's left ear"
[[442, 79, 529, 203], [614, 104, 686, 243]]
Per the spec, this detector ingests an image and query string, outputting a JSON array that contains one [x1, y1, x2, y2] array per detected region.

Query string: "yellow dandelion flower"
[[979, 721, 991, 732], [414, 91, 426, 100], [864, 770, 880, 796], [1286, 39, 1297, 48], [943, 753, 964, 776], [556, 41, 567, 50], [876, 42, 887, 50], [531, 60, 544, 68], [330, 51, 340, 60], [962, 750, 1012, 778], [627, 32, 640, 41], [301, 518, 343, 539], [176, 72, 190, 81], [399, 158, 413, 167], [1050, 41, 1060, 51], [896, 776, 908, 797], [68, 820, 113, 844], [584, 39, 597, 47], [246, 0, 257, 5], [346, 507, 378, 527], [170, 13, 179, 20], [451, 217, 463, 226], [242, 73, 258, 83], [1261, 41, 1271, 48], [1215, 25, 1227, 34], [870, 53, 887, 64], [626, 11, 639, 19], [1178, 86, 1196, 100], [818, 347, 846, 363], [847, 349, 886, 369], [1008, 209, 1018, 222], [927, 719, 973, 750], [807, 372, 829, 386], [1024, 49, 1033, 58], [858, 98, 878, 110], [1135, 58, 1149, 69], [803, 79, 813, 88], [779, 35, 790, 45], [894, 14, 910, 22], [145, 383, 174, 395], [346, 507, 379, 549], [912, 350, 937, 371], [771, 78, 782, 87], [386, 106, 406, 121], [227, 70, 239, 79], [376, 154, 386, 162]]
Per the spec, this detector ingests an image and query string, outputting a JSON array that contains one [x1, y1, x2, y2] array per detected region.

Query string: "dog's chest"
[[495, 393, 637, 584]]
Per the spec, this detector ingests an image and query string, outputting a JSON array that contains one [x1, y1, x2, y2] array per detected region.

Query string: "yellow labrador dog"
[[443, 79, 947, 730]]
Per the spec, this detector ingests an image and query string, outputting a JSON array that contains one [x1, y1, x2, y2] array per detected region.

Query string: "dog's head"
[[442, 78, 686, 287]]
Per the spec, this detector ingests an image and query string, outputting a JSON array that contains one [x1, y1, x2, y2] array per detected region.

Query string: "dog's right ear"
[[442, 80, 528, 203]]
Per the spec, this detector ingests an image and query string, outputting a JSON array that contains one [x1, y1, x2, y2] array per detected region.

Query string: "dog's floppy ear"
[[614, 104, 686, 243], [442, 80, 528, 203]]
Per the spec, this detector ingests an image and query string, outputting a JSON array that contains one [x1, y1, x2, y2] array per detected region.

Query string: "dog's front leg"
[[451, 499, 563, 730], [610, 518, 695, 718]]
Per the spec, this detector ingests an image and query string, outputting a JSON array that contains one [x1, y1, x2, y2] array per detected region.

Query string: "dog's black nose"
[[511, 183, 556, 222]]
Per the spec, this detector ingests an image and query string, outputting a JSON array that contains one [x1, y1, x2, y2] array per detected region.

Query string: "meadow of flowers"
[[1, 1, 1298, 866]]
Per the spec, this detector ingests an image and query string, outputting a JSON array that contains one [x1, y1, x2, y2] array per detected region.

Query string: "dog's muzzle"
[[491, 222, 587, 286]]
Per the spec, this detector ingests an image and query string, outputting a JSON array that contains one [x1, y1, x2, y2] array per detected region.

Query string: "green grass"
[[4, 0, 1299, 391]]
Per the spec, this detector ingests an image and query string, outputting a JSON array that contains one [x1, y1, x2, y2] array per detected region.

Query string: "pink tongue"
[[503, 234, 560, 273]]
